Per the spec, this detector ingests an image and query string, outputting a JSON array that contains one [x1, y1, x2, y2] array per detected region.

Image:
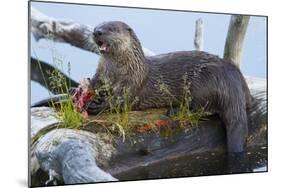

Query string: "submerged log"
[[30, 77, 267, 186]]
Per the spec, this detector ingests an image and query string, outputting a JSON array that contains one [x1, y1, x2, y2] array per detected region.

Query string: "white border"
[[1, 0, 280, 188]]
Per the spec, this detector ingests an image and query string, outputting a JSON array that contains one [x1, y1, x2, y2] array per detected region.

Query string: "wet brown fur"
[[90, 21, 252, 153]]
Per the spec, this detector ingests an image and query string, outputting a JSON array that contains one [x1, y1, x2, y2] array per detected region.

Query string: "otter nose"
[[93, 29, 103, 37]]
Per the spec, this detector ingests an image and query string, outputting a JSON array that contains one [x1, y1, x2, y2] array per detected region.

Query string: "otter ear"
[[127, 28, 133, 33]]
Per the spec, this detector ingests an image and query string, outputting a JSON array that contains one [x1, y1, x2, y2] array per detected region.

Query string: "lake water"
[[115, 145, 267, 180], [31, 144, 267, 186]]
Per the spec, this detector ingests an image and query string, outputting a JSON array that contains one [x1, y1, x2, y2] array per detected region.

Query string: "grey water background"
[[30, 2, 267, 105]]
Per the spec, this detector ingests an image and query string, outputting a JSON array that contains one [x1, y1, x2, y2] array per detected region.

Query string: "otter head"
[[93, 21, 144, 61]]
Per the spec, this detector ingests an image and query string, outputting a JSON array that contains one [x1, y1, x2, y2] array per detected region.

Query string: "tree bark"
[[223, 15, 250, 67]]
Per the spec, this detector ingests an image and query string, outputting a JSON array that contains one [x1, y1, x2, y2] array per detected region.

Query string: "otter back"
[[90, 21, 251, 154]]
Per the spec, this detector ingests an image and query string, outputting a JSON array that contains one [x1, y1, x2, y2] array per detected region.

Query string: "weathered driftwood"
[[223, 15, 250, 67], [30, 77, 267, 186], [31, 7, 155, 56], [31, 7, 100, 54], [194, 18, 203, 51], [31, 128, 117, 185]]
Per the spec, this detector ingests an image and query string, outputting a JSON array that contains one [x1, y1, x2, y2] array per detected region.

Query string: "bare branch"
[[31, 8, 155, 56], [223, 15, 250, 67], [31, 7, 100, 54], [194, 18, 204, 51]]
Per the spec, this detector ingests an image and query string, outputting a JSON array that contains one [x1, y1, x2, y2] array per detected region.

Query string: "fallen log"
[[30, 77, 267, 186]]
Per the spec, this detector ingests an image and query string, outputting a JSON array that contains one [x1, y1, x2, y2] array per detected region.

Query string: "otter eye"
[[107, 27, 114, 32], [127, 28, 132, 32]]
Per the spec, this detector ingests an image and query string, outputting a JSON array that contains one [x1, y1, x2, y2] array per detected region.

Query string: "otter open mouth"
[[96, 40, 110, 53]]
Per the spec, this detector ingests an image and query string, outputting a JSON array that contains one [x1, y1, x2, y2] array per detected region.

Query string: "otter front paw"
[[86, 99, 109, 115]]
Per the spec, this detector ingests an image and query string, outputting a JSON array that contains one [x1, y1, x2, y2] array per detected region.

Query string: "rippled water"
[[115, 145, 267, 180], [32, 144, 267, 187]]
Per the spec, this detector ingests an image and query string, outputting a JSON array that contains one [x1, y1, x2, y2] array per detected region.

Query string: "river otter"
[[88, 21, 252, 154]]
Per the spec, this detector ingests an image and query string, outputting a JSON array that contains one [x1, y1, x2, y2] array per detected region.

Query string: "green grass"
[[96, 73, 209, 141], [56, 95, 84, 129], [33, 46, 84, 129], [106, 87, 138, 141], [32, 43, 206, 135], [48, 63, 84, 129], [158, 73, 208, 127]]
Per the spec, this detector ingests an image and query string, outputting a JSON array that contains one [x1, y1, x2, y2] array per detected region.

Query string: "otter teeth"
[[98, 43, 109, 52], [99, 45, 107, 51]]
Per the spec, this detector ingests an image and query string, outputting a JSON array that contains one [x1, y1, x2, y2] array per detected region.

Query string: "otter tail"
[[239, 73, 267, 136], [246, 87, 267, 136]]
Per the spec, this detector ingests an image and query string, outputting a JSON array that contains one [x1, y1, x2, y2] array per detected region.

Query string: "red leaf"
[[155, 120, 169, 129], [138, 123, 153, 133]]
